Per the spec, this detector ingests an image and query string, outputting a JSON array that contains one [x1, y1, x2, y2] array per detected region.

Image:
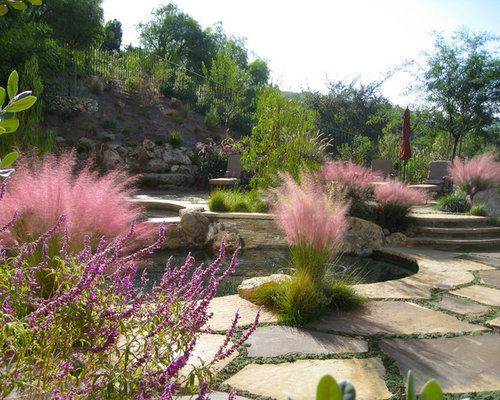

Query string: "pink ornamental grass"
[[320, 160, 380, 201], [0, 152, 154, 251], [271, 174, 348, 255], [374, 180, 427, 208], [447, 152, 500, 199]]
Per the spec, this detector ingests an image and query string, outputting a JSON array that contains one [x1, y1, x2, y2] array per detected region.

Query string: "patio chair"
[[409, 160, 452, 200], [209, 153, 244, 191], [371, 159, 392, 180]]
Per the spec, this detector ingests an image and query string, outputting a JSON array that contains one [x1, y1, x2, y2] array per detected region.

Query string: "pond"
[[141, 248, 418, 297]]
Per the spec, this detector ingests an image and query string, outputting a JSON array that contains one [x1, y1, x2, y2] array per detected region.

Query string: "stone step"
[[409, 214, 493, 228], [407, 236, 500, 250], [415, 226, 500, 239]]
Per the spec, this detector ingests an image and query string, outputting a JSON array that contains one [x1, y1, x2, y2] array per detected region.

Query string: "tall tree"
[[138, 3, 215, 73], [34, 0, 103, 50], [102, 18, 122, 51], [421, 28, 500, 159]]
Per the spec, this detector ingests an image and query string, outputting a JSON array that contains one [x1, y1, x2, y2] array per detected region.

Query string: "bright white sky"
[[102, 0, 500, 107]]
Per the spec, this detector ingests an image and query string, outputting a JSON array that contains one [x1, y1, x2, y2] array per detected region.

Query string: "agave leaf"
[[0, 118, 19, 133], [420, 379, 443, 400], [1, 152, 18, 168], [5, 96, 36, 112], [7, 71, 18, 101], [0, 87, 5, 107], [317, 374, 343, 400], [406, 370, 416, 400]]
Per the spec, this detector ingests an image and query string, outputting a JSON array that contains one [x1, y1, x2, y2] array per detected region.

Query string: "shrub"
[[374, 180, 426, 232], [208, 189, 268, 213], [0, 220, 259, 399], [89, 75, 105, 95], [435, 190, 471, 213], [205, 107, 220, 131], [253, 173, 360, 326], [469, 204, 488, 216], [320, 160, 379, 215], [167, 131, 183, 148], [101, 118, 117, 129], [0, 152, 154, 255], [448, 152, 500, 200]]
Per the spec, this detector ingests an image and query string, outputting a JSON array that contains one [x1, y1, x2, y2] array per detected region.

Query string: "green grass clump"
[[167, 131, 183, 148], [469, 204, 488, 216], [249, 267, 364, 327], [435, 190, 471, 213], [208, 189, 268, 213]]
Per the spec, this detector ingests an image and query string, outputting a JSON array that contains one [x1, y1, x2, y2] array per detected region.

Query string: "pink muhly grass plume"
[[0, 152, 154, 250], [374, 180, 426, 207], [320, 160, 380, 199], [271, 174, 348, 255], [448, 152, 500, 198]]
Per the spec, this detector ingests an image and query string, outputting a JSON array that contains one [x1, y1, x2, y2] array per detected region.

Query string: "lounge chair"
[[371, 159, 392, 180], [409, 160, 452, 200], [209, 153, 244, 190]]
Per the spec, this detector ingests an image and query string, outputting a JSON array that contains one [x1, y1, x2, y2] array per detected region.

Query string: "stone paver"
[[206, 295, 277, 331], [380, 334, 500, 393], [450, 285, 500, 307], [480, 269, 500, 287], [224, 358, 392, 400], [431, 294, 489, 316], [310, 301, 487, 336], [178, 393, 249, 400], [465, 251, 500, 268], [246, 326, 367, 357], [182, 334, 237, 375], [487, 316, 500, 328]]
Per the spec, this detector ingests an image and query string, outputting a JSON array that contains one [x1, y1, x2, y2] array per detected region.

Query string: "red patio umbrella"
[[399, 107, 412, 181]]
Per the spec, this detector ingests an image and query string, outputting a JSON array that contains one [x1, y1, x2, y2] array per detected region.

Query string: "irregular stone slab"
[[431, 294, 489, 316], [310, 301, 487, 336], [380, 334, 500, 393], [480, 269, 500, 287], [206, 295, 277, 331], [355, 277, 431, 299], [450, 285, 500, 307], [246, 326, 367, 357], [181, 334, 237, 376], [488, 316, 500, 328], [462, 252, 500, 268], [238, 274, 291, 301], [224, 358, 392, 400]]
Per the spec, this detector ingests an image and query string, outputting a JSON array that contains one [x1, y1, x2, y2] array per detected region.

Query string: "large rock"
[[101, 148, 124, 170], [163, 148, 192, 165], [473, 188, 500, 218], [339, 217, 385, 256], [158, 173, 194, 186], [179, 210, 212, 246], [148, 158, 169, 172], [238, 274, 291, 300], [211, 231, 242, 253]]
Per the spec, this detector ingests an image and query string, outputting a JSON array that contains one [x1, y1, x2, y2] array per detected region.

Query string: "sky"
[[102, 0, 500, 107]]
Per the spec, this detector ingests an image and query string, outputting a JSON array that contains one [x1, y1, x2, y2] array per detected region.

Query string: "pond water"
[[142, 248, 418, 297]]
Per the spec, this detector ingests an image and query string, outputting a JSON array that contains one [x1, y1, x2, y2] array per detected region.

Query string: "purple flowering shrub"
[[0, 212, 258, 399]]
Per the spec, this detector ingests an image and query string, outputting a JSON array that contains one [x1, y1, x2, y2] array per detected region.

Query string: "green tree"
[[138, 3, 215, 73], [248, 58, 270, 89], [242, 87, 327, 189], [34, 0, 104, 50], [102, 18, 122, 51], [420, 28, 500, 159]]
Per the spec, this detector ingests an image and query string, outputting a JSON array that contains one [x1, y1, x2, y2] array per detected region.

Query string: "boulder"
[[212, 231, 242, 253], [76, 137, 96, 153], [179, 210, 211, 246], [158, 173, 194, 187], [148, 158, 169, 173], [473, 188, 500, 218], [142, 139, 156, 151], [101, 148, 124, 170], [163, 148, 192, 165], [339, 217, 385, 256], [385, 232, 408, 247], [160, 224, 192, 249], [238, 274, 291, 301]]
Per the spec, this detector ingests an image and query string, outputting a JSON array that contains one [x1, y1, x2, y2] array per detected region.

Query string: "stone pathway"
[[195, 248, 500, 400]]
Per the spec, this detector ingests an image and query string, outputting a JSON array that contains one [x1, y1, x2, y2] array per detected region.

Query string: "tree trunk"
[[451, 134, 460, 160]]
